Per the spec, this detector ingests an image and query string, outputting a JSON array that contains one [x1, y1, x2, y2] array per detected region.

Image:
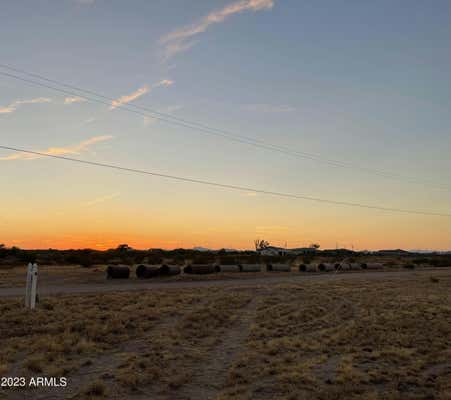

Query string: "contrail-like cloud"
[[110, 86, 150, 110], [0, 135, 112, 161], [0, 97, 52, 114], [160, 0, 274, 60], [64, 96, 87, 104], [110, 79, 174, 110]]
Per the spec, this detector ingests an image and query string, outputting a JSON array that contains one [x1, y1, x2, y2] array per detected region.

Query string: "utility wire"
[[0, 145, 449, 217], [0, 64, 448, 190]]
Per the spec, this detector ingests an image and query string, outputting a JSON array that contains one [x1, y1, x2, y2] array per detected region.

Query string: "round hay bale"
[[107, 265, 130, 279], [183, 264, 216, 274], [318, 263, 334, 272], [159, 264, 181, 276], [299, 263, 317, 272], [135, 264, 159, 279], [238, 264, 262, 272], [266, 263, 291, 272], [349, 263, 362, 270], [335, 263, 351, 271], [215, 265, 241, 273]]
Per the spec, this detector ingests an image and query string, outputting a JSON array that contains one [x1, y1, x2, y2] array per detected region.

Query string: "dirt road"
[[1, 268, 449, 298]]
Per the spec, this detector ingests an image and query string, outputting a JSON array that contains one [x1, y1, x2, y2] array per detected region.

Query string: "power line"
[[0, 64, 448, 190], [0, 145, 449, 217]]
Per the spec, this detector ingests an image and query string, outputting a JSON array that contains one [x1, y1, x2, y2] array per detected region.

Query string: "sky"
[[0, 0, 450, 251]]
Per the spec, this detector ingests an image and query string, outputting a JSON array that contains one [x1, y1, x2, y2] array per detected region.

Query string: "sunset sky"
[[1, 0, 450, 251]]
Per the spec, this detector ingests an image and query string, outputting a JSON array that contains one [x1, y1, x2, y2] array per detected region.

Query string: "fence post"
[[25, 262, 32, 307], [30, 263, 38, 310]]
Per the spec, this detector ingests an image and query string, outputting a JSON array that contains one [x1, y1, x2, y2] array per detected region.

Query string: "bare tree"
[[254, 239, 270, 251], [117, 244, 131, 252], [309, 243, 320, 250]]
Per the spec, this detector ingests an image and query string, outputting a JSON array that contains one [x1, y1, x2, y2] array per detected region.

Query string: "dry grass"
[[0, 287, 251, 399], [0, 265, 107, 288], [219, 275, 451, 399], [0, 271, 450, 399], [112, 290, 252, 394], [0, 289, 206, 378], [82, 379, 108, 398]]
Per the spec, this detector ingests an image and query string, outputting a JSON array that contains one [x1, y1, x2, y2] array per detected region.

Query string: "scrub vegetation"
[[0, 271, 450, 399]]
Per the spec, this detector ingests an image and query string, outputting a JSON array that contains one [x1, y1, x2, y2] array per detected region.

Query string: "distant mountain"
[[408, 249, 449, 254], [192, 247, 239, 253], [192, 247, 212, 252]]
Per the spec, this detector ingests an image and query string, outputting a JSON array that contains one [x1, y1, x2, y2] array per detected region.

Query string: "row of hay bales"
[[107, 262, 384, 279], [186, 264, 263, 274], [107, 263, 267, 278], [107, 264, 181, 279], [298, 262, 383, 272]]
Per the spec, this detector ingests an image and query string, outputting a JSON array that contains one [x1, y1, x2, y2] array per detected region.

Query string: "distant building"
[[259, 246, 287, 256], [258, 246, 317, 256]]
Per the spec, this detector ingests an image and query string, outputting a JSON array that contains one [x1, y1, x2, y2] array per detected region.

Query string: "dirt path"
[[0, 269, 449, 298], [172, 295, 261, 400]]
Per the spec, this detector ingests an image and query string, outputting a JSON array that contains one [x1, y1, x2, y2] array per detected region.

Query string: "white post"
[[25, 263, 32, 307], [30, 263, 38, 310]]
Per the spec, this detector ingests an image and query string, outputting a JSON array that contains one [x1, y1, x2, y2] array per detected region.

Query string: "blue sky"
[[0, 0, 450, 250]]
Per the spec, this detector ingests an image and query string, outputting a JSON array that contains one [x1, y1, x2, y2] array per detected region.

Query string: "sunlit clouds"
[[0, 135, 113, 160], [160, 0, 274, 59], [156, 79, 174, 87], [109, 79, 174, 110], [0, 97, 52, 114], [0, 96, 87, 112], [110, 86, 149, 110], [64, 96, 87, 104]]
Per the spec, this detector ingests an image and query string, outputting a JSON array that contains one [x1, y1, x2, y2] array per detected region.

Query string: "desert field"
[[0, 268, 450, 400], [0, 261, 437, 290]]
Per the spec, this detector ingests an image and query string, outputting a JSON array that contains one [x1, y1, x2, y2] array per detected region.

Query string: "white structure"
[[258, 246, 317, 256], [25, 263, 38, 309]]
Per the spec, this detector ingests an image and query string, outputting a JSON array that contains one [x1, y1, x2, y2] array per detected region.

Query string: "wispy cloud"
[[160, 0, 274, 59], [156, 79, 175, 87], [163, 41, 198, 60], [0, 106, 15, 114], [110, 86, 149, 110], [0, 135, 112, 161], [83, 192, 120, 207], [243, 103, 295, 113], [110, 79, 175, 110], [64, 96, 87, 104], [0, 97, 52, 114]]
